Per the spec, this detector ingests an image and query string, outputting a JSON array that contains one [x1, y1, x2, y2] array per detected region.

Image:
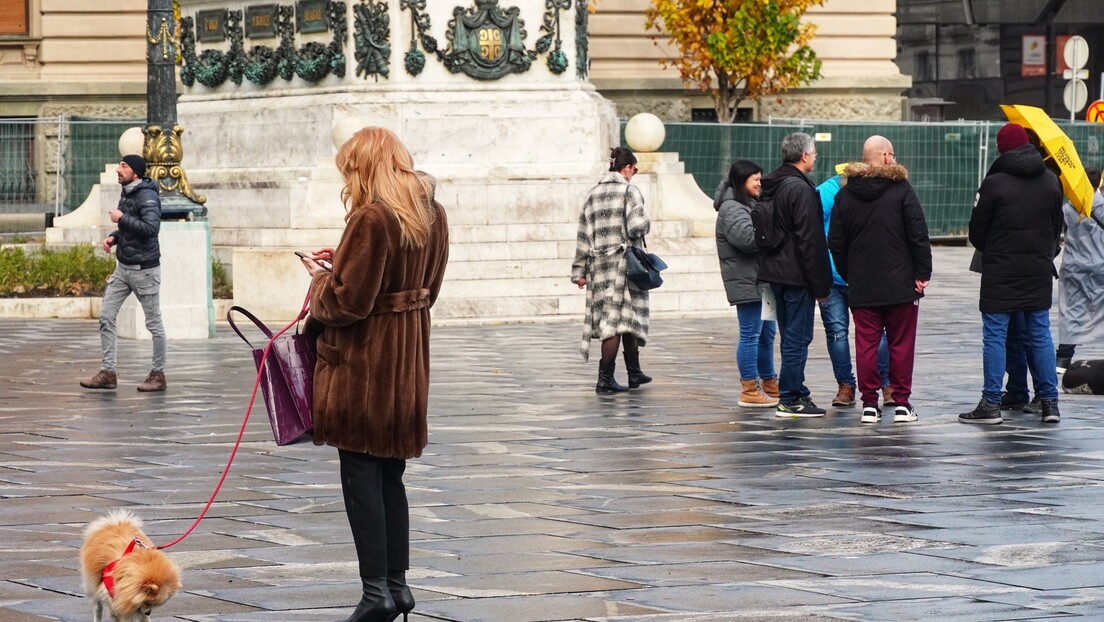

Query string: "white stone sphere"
[[118, 127, 145, 158], [332, 116, 369, 150], [625, 113, 665, 153]]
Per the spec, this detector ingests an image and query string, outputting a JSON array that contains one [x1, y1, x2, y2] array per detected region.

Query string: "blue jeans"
[[1004, 312, 1040, 401], [771, 283, 815, 404], [982, 310, 1058, 404], [819, 285, 890, 387], [735, 301, 776, 381]]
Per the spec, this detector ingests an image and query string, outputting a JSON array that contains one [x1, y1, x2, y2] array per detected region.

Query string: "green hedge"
[[0, 244, 114, 297]]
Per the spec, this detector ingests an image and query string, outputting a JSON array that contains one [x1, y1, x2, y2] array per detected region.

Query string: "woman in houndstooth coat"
[[571, 147, 652, 393]]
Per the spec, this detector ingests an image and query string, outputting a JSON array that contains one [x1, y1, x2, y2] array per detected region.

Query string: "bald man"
[[828, 136, 932, 425]]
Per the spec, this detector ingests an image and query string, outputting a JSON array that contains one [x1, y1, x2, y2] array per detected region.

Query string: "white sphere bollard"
[[118, 127, 145, 158], [332, 116, 369, 150], [624, 113, 666, 153]]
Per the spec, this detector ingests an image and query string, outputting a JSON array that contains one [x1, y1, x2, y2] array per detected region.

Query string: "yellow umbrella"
[[1000, 104, 1095, 218]]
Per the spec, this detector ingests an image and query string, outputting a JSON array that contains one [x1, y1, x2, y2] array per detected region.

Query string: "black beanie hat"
[[121, 154, 147, 178]]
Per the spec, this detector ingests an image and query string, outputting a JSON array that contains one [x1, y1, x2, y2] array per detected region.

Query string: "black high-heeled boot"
[[340, 577, 396, 622], [596, 360, 629, 394], [387, 571, 415, 621], [623, 350, 652, 388]]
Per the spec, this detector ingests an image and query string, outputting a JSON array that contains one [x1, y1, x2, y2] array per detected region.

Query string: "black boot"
[[387, 570, 415, 621], [596, 360, 629, 394], [340, 577, 396, 622], [623, 350, 652, 388]]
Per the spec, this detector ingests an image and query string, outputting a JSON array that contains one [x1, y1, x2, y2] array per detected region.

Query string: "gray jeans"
[[99, 263, 167, 372]]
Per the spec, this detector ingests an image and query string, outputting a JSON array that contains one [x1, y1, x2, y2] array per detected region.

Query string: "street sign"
[[1087, 100, 1104, 122], [1064, 35, 1089, 71], [1065, 80, 1089, 113], [1063, 36, 1090, 119]]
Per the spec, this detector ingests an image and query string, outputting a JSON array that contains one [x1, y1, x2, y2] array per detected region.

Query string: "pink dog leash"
[[156, 290, 311, 550]]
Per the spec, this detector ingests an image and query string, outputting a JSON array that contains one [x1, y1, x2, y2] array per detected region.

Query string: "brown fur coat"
[[308, 202, 449, 458]]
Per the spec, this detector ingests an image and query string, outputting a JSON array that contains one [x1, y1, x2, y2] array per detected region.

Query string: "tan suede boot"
[[739, 379, 779, 408], [760, 377, 780, 399], [80, 369, 117, 390], [832, 383, 856, 407], [137, 370, 167, 392]]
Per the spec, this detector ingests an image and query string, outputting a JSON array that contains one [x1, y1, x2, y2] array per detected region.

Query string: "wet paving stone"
[[3, 246, 1104, 620]]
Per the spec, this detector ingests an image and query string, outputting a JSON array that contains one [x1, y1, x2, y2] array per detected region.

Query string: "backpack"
[[751, 177, 799, 252]]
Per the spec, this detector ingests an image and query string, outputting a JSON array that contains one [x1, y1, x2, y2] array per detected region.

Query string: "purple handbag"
[[228, 306, 316, 446]]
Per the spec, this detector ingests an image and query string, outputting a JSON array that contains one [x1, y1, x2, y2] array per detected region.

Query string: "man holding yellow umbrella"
[[960, 123, 1064, 425], [1000, 104, 1095, 218]]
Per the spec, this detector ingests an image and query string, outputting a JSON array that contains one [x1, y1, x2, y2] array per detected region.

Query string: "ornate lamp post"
[[145, 0, 207, 220]]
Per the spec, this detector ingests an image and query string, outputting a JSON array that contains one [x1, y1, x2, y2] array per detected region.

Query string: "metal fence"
[[634, 118, 1104, 238], [0, 116, 141, 234]]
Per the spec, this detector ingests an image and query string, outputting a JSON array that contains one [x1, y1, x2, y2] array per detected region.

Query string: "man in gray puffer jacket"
[[80, 154, 168, 392]]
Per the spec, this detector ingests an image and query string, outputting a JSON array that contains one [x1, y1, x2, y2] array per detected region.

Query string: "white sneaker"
[[893, 404, 918, 423], [860, 406, 881, 424]]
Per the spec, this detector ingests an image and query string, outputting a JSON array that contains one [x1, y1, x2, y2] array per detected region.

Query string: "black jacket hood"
[[990, 144, 1047, 179], [839, 163, 910, 202], [761, 163, 813, 198]]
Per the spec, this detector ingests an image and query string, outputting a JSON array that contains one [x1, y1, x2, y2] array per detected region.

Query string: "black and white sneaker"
[[959, 399, 1002, 424], [893, 404, 918, 423], [775, 397, 827, 418], [860, 406, 881, 424]]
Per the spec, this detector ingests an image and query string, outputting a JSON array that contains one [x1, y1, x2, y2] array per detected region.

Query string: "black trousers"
[[338, 449, 409, 578]]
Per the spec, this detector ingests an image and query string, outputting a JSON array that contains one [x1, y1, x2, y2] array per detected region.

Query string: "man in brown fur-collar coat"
[[828, 136, 932, 425]]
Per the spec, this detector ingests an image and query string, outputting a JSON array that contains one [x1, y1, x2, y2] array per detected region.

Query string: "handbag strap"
[[226, 305, 275, 350], [622, 186, 647, 249]]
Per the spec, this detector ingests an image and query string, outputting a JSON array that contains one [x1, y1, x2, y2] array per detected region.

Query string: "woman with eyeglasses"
[[570, 146, 652, 393]]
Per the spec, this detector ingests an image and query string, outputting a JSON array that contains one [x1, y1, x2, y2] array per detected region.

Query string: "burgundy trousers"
[[852, 301, 920, 408]]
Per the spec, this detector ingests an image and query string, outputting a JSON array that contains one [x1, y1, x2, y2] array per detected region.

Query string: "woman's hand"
[[298, 248, 335, 277], [576, 277, 587, 289]]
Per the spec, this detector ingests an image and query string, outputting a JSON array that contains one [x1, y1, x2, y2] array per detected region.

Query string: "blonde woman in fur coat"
[[571, 147, 652, 393], [299, 127, 449, 622]]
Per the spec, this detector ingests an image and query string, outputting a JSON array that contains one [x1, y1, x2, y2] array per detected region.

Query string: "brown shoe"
[[137, 370, 167, 392], [738, 379, 779, 408], [832, 383, 856, 407], [80, 369, 117, 390], [882, 386, 894, 407], [760, 377, 779, 399]]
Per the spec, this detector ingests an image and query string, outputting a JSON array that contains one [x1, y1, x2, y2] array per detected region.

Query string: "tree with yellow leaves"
[[645, 0, 824, 123]]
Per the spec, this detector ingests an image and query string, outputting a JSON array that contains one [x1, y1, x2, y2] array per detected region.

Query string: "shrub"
[[0, 245, 233, 299], [0, 245, 114, 297]]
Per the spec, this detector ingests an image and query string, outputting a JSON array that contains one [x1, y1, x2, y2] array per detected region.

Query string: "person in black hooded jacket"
[[829, 136, 931, 425], [959, 123, 1063, 425], [758, 132, 833, 417]]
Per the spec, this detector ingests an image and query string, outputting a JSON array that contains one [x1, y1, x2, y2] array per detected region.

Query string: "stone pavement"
[[3, 246, 1104, 622]]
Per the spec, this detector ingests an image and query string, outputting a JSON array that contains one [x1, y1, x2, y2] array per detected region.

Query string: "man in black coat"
[[759, 132, 833, 417], [960, 123, 1063, 425], [829, 136, 932, 425], [80, 154, 168, 393]]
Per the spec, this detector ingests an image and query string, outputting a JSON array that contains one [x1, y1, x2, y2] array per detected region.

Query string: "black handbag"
[[621, 189, 667, 289], [625, 242, 667, 290]]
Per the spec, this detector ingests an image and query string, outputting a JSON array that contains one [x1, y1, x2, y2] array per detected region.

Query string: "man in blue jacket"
[[80, 154, 168, 392], [759, 132, 833, 417]]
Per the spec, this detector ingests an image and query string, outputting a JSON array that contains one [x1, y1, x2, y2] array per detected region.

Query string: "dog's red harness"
[[102, 537, 147, 598]]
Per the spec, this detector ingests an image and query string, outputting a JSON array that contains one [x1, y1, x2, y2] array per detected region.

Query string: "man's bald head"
[[862, 135, 896, 167]]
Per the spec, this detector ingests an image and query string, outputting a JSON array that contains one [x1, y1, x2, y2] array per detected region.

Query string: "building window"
[[0, 0, 29, 36]]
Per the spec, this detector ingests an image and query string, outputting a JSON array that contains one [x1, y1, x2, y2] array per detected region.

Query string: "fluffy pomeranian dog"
[[80, 510, 182, 622]]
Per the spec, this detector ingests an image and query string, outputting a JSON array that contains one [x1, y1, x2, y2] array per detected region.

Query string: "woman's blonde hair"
[[335, 126, 437, 249]]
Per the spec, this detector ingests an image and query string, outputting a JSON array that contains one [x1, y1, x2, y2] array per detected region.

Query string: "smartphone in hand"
[[295, 251, 332, 271]]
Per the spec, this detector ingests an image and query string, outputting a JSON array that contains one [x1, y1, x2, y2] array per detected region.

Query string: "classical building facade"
[[588, 0, 911, 121], [0, 0, 147, 118]]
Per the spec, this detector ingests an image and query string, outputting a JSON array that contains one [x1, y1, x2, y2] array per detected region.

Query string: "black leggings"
[[338, 449, 409, 578], [600, 333, 639, 365]]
